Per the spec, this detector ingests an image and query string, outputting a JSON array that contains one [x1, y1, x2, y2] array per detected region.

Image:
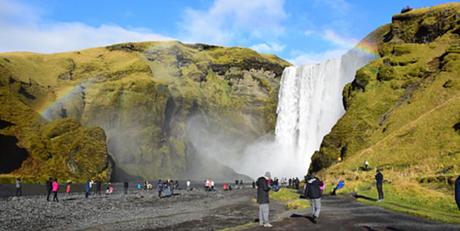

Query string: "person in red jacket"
[[52, 178, 59, 202]]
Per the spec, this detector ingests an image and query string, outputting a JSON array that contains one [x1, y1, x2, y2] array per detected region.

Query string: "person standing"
[[256, 171, 272, 228], [305, 173, 322, 224], [375, 169, 384, 201], [455, 175, 460, 210], [124, 182, 129, 195], [65, 181, 71, 195], [85, 180, 91, 199], [186, 180, 191, 191], [52, 178, 59, 202], [15, 178, 22, 197], [46, 177, 52, 201]]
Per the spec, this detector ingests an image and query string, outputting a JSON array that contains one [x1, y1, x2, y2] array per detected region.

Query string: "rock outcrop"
[[0, 41, 290, 181]]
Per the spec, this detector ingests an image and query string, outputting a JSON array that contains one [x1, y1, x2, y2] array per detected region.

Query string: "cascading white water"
[[193, 48, 374, 180], [274, 49, 375, 176]]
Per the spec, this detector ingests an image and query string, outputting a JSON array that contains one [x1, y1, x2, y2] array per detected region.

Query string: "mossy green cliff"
[[311, 3, 460, 223], [0, 41, 289, 182]]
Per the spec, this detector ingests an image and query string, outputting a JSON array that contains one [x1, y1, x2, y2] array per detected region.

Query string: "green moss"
[[312, 2, 460, 223]]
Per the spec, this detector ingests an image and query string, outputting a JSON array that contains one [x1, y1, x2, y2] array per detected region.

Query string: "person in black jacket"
[[256, 171, 272, 227], [304, 173, 322, 223], [455, 175, 460, 210], [46, 177, 52, 201], [124, 182, 129, 195], [375, 169, 384, 201]]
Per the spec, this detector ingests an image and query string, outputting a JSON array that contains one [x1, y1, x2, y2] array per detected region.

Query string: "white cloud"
[[250, 42, 285, 53], [0, 1, 173, 53], [179, 0, 287, 45], [321, 29, 358, 48], [288, 49, 348, 66]]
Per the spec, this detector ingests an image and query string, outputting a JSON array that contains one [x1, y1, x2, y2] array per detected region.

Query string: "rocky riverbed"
[[0, 188, 286, 231]]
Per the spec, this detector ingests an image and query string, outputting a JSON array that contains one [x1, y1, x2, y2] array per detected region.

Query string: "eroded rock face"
[[0, 41, 290, 181], [0, 88, 111, 183], [310, 3, 460, 174]]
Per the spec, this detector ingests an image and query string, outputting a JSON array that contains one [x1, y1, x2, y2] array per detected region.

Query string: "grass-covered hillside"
[[0, 41, 290, 182], [311, 3, 460, 223]]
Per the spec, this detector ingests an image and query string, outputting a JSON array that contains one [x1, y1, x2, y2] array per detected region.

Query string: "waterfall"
[[274, 49, 375, 175]]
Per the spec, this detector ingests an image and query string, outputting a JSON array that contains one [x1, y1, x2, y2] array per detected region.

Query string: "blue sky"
[[0, 0, 453, 64]]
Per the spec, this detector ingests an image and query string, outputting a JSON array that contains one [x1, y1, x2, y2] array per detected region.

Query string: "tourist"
[[295, 177, 300, 190], [65, 181, 71, 195], [46, 177, 53, 201], [240, 180, 244, 189], [364, 160, 369, 171], [124, 182, 129, 194], [186, 180, 191, 190], [96, 180, 102, 195], [157, 180, 163, 197], [288, 178, 292, 188], [52, 178, 59, 202], [375, 169, 384, 201], [305, 173, 322, 224], [85, 180, 91, 199], [256, 171, 272, 228], [455, 175, 460, 210], [210, 180, 215, 191], [15, 178, 22, 197], [252, 181, 256, 189], [331, 180, 345, 195], [106, 183, 113, 194]]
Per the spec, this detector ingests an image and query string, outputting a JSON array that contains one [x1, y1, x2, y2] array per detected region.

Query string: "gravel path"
[[0, 188, 275, 231], [245, 195, 460, 231]]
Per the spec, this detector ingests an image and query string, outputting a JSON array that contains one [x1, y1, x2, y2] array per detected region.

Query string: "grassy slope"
[[311, 3, 460, 223]]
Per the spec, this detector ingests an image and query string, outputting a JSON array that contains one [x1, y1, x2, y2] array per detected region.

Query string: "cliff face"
[[0, 87, 111, 183], [311, 3, 460, 180], [0, 41, 289, 181]]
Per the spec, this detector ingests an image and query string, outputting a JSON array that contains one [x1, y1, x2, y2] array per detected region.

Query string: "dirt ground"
[[244, 195, 460, 231], [1, 188, 459, 231], [0, 188, 285, 231]]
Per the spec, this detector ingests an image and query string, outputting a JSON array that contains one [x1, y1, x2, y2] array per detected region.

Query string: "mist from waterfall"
[[234, 49, 374, 179]]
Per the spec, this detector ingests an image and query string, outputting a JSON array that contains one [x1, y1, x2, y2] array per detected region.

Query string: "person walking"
[[46, 177, 52, 201], [15, 178, 22, 197], [455, 175, 460, 210], [305, 173, 322, 224], [256, 171, 272, 228], [52, 178, 59, 202], [331, 180, 345, 195], [85, 180, 91, 199], [375, 169, 384, 201]]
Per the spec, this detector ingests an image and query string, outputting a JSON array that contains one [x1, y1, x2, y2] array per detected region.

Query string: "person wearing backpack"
[[304, 173, 322, 224]]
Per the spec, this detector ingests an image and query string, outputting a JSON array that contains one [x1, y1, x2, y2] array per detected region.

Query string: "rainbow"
[[38, 80, 94, 120], [355, 39, 380, 56]]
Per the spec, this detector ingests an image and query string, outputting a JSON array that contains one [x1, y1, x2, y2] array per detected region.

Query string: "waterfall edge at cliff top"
[[272, 48, 376, 177]]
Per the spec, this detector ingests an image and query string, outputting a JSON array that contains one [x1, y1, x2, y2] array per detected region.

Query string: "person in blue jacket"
[[331, 180, 345, 195]]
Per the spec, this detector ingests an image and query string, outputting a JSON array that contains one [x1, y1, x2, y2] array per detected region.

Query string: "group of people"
[[45, 178, 60, 202], [157, 179, 179, 198], [255, 168, 393, 227]]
